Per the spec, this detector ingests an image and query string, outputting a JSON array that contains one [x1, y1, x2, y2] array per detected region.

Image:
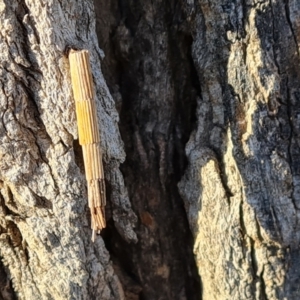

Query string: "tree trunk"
[[0, 0, 135, 299], [1, 0, 300, 299]]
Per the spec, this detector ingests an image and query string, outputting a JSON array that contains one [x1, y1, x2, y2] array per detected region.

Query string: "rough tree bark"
[[0, 0, 136, 299], [95, 0, 300, 299], [1, 0, 300, 300]]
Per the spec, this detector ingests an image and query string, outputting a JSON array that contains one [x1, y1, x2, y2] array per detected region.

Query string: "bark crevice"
[[94, 0, 201, 298]]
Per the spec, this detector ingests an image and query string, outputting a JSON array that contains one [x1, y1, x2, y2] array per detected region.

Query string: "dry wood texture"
[[69, 50, 106, 238]]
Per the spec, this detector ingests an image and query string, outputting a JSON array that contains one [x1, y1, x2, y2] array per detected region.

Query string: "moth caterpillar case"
[[69, 49, 106, 241]]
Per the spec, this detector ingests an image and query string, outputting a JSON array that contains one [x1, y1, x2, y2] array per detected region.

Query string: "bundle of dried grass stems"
[[69, 49, 106, 241]]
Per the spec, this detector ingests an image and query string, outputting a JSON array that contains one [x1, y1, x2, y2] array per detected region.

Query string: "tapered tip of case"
[[91, 229, 104, 243]]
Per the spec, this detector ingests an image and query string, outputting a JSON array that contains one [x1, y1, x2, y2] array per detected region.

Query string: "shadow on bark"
[[178, 0, 300, 299], [0, 259, 16, 300], [94, 0, 201, 299], [94, 0, 300, 298]]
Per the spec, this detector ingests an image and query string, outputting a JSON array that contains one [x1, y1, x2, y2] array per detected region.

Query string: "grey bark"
[[95, 0, 300, 299], [1, 0, 300, 300], [178, 1, 300, 299], [0, 0, 136, 299]]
